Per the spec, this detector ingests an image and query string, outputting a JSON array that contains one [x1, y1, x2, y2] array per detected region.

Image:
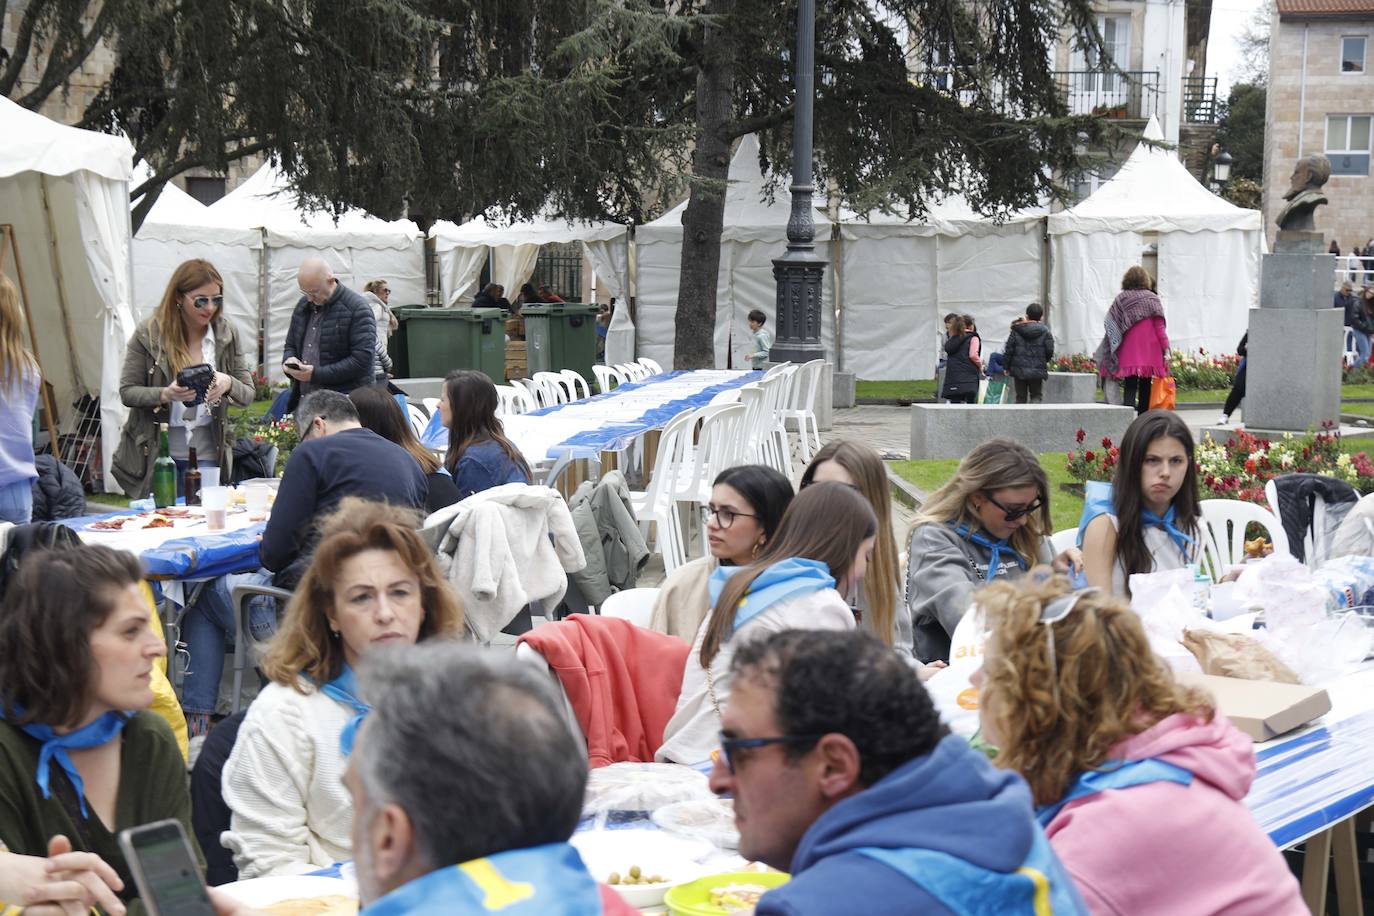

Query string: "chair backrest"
[[675, 402, 748, 500], [763, 361, 792, 380], [1199, 498, 1291, 578], [405, 403, 430, 438], [637, 357, 664, 376], [591, 364, 623, 394], [737, 384, 768, 462], [532, 371, 571, 406], [1049, 527, 1078, 555], [422, 397, 441, 417], [1265, 474, 1360, 566], [560, 369, 593, 401], [494, 384, 537, 416], [618, 362, 648, 382], [790, 358, 825, 413], [1345, 327, 1359, 365], [599, 587, 661, 628]]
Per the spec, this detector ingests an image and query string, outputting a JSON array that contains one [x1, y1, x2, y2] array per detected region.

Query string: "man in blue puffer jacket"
[[710, 629, 1085, 916], [283, 257, 377, 413]]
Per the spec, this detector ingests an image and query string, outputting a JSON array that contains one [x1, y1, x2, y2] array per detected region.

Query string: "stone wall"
[[1264, 13, 1374, 253]]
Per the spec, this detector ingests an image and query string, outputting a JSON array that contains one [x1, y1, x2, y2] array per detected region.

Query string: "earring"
[[751, 541, 762, 558]]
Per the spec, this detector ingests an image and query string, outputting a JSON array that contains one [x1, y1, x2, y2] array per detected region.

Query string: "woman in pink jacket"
[[1097, 266, 1169, 415], [971, 576, 1306, 916]]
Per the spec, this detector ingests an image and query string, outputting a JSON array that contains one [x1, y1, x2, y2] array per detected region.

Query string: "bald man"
[[281, 257, 377, 411]]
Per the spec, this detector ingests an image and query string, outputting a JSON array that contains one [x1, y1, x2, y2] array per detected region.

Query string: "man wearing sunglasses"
[[710, 630, 1085, 915], [282, 257, 377, 413]]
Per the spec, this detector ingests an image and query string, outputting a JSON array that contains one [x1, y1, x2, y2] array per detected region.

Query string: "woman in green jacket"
[[0, 545, 197, 915], [113, 258, 254, 498]]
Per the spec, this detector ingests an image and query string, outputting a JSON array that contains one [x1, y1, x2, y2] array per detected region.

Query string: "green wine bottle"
[[152, 423, 177, 508]]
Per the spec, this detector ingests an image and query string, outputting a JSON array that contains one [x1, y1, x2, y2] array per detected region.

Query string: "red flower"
[[1085, 450, 1096, 461], [1244, 458, 1258, 474], [1101, 436, 1112, 448], [1109, 446, 1119, 458], [1076, 429, 1086, 444]]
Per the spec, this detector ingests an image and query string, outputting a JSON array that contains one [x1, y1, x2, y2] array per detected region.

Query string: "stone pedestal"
[[815, 361, 835, 431], [832, 369, 856, 412], [910, 404, 1135, 461], [1043, 372, 1097, 404]]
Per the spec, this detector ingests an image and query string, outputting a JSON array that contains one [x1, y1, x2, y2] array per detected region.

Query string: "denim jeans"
[[180, 568, 281, 714], [1354, 329, 1371, 367], [0, 479, 33, 524]]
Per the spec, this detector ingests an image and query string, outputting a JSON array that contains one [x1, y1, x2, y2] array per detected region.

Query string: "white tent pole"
[[38, 174, 83, 391]]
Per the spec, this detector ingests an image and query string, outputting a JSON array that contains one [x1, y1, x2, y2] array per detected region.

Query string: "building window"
[[1342, 36, 1366, 73], [185, 176, 226, 206], [1326, 114, 1371, 176]]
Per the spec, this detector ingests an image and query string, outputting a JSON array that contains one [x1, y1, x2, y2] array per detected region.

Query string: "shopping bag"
[[976, 379, 989, 404], [982, 378, 1009, 405], [1149, 375, 1177, 410]]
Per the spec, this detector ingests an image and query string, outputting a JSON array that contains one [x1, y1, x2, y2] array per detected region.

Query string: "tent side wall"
[[839, 230, 938, 380]]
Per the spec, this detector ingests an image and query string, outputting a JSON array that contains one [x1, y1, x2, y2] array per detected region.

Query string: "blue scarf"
[[951, 523, 1027, 581], [1036, 757, 1193, 827], [2, 706, 130, 818], [361, 843, 604, 915], [317, 665, 370, 756], [1141, 504, 1194, 562], [708, 558, 835, 632]]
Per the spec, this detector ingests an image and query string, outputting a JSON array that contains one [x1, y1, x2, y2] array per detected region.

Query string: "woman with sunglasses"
[[115, 258, 253, 498], [656, 482, 875, 765], [649, 465, 794, 641], [905, 438, 1081, 662], [362, 280, 396, 384], [971, 575, 1306, 915], [220, 498, 464, 878], [1081, 410, 1201, 596]]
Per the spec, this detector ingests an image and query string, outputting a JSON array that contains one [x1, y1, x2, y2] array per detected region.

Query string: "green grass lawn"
[[855, 379, 937, 400], [890, 453, 1085, 533]]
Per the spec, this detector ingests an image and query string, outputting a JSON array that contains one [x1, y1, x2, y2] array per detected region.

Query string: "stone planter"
[[1044, 371, 1097, 404]]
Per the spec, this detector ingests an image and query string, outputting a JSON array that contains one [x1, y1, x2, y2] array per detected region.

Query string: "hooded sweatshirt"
[[758, 734, 1086, 916], [1044, 713, 1306, 916], [1003, 320, 1055, 380]]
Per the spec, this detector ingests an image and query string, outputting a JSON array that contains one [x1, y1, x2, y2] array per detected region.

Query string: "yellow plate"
[[663, 871, 790, 915]]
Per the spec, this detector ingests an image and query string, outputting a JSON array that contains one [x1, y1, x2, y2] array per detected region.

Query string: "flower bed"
[[1066, 426, 1374, 503], [231, 413, 299, 476], [1049, 349, 1241, 391]]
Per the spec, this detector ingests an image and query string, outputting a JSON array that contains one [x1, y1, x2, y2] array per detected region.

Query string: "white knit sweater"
[[220, 680, 355, 878]]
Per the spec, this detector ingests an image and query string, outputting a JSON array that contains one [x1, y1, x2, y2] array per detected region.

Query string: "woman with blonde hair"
[[114, 258, 253, 498], [904, 438, 1080, 662], [361, 279, 396, 383], [0, 274, 39, 523], [220, 498, 464, 878], [656, 482, 875, 765], [972, 575, 1306, 915], [800, 440, 903, 652]]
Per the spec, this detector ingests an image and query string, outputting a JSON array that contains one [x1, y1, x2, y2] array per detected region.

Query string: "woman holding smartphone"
[[114, 259, 253, 499], [0, 544, 195, 915]]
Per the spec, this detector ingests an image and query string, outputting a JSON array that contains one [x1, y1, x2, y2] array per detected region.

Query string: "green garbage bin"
[[522, 303, 599, 384], [398, 307, 506, 382], [388, 305, 427, 378]]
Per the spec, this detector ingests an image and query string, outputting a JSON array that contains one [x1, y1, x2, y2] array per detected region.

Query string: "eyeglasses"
[[716, 733, 823, 772], [1040, 588, 1099, 702], [982, 492, 1044, 522], [703, 505, 758, 529], [381, 288, 391, 295], [187, 295, 224, 310]]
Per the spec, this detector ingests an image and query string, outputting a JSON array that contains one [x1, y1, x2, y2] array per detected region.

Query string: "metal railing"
[[1052, 70, 1161, 121], [1183, 76, 1219, 124]]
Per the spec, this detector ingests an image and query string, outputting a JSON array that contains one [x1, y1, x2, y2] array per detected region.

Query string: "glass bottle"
[[184, 446, 202, 506], [152, 423, 177, 508]]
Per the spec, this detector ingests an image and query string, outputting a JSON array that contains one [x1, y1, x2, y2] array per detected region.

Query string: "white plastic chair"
[[673, 402, 749, 547], [493, 385, 535, 416], [1344, 327, 1361, 367], [1049, 527, 1078, 556], [532, 371, 572, 406], [560, 369, 593, 401], [1264, 476, 1359, 567], [627, 409, 696, 575], [782, 358, 825, 463], [510, 378, 544, 408], [757, 366, 796, 477], [1199, 499, 1290, 580], [592, 364, 625, 394], [637, 357, 664, 376], [737, 384, 769, 465], [422, 397, 441, 417], [618, 362, 650, 382], [405, 403, 429, 439], [598, 588, 661, 628]]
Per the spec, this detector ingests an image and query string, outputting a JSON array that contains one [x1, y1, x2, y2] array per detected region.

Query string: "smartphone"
[[284, 357, 303, 369], [117, 819, 215, 916]]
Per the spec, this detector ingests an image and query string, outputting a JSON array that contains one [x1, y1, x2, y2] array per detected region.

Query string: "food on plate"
[[144, 516, 175, 529], [88, 517, 131, 530], [709, 882, 767, 911], [1244, 537, 1273, 558], [607, 864, 668, 886], [155, 507, 194, 517], [260, 895, 358, 916]]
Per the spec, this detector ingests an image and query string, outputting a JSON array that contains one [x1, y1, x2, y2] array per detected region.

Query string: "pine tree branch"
[[721, 106, 793, 141], [17, 0, 125, 110], [0, 0, 43, 97]]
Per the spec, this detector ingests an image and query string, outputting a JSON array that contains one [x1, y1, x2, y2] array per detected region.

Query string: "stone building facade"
[[1264, 0, 1374, 252]]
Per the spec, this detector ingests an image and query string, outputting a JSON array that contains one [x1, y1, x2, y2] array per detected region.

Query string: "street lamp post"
[[1210, 147, 1233, 193], [770, 0, 827, 364]]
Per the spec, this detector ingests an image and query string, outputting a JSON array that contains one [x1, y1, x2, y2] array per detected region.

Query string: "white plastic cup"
[[245, 484, 270, 517], [202, 486, 229, 530], [199, 466, 221, 489]]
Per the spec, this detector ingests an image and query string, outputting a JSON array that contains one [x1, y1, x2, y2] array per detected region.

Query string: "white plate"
[[571, 829, 714, 908], [214, 875, 356, 908]]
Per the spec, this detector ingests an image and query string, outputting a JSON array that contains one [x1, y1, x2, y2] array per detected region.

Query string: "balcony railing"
[[1183, 76, 1219, 124], [1052, 70, 1161, 121]]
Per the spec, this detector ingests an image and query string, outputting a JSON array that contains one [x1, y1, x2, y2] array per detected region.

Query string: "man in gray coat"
[[282, 257, 376, 412]]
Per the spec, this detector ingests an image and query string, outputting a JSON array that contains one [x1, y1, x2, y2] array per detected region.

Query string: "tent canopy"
[[0, 96, 131, 182], [1048, 118, 1261, 235], [430, 213, 625, 251]]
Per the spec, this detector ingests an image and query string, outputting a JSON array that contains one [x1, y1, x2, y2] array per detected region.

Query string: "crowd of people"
[[0, 253, 1319, 914]]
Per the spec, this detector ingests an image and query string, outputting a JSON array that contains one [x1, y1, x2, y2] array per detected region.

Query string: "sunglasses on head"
[[982, 492, 1043, 521], [1040, 588, 1099, 702], [187, 295, 224, 310]]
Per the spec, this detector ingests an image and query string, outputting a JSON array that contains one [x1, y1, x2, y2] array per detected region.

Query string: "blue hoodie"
[[758, 734, 1086, 916]]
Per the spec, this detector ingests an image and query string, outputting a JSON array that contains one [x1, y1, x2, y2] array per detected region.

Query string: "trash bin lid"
[[398, 307, 486, 321]]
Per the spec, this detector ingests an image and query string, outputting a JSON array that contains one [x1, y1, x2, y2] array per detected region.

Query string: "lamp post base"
[[770, 249, 827, 364]]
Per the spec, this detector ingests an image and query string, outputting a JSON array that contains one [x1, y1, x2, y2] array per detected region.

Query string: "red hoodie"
[[519, 615, 689, 767], [1045, 712, 1306, 915]]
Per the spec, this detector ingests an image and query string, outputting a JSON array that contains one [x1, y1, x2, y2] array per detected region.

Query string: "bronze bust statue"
[[1275, 155, 1331, 231]]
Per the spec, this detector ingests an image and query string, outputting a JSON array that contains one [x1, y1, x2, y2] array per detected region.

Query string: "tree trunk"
[[673, 17, 735, 370]]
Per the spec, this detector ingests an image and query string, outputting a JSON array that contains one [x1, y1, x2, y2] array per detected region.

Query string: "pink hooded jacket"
[[1045, 712, 1306, 916]]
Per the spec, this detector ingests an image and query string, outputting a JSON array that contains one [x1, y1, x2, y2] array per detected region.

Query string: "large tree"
[[1216, 81, 1265, 183], [5, 0, 1111, 367]]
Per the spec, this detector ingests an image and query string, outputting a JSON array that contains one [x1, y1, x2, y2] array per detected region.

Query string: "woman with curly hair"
[[971, 575, 1305, 915]]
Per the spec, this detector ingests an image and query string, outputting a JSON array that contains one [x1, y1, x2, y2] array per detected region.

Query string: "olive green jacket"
[[113, 316, 254, 498]]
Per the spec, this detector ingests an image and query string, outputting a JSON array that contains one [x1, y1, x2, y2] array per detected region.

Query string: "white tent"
[[0, 96, 135, 492], [635, 134, 836, 369], [1047, 117, 1262, 356], [132, 171, 264, 367], [206, 164, 425, 381], [838, 198, 1046, 380]]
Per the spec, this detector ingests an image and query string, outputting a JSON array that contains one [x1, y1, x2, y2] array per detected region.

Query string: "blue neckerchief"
[[318, 664, 370, 715], [707, 558, 835, 632], [1141, 504, 1194, 562], [1075, 480, 1114, 548], [853, 828, 1087, 915], [1035, 757, 1193, 827], [2, 705, 130, 817], [361, 843, 604, 915], [951, 523, 1027, 581]]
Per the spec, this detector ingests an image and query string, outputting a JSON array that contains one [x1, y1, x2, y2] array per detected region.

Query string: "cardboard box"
[[1176, 673, 1332, 742]]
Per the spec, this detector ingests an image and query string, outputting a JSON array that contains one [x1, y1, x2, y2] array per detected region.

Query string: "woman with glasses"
[[1081, 411, 1201, 596], [656, 482, 875, 765], [649, 465, 794, 640], [220, 498, 463, 878], [904, 438, 1081, 663], [114, 258, 253, 498], [362, 280, 396, 383], [971, 576, 1306, 915]]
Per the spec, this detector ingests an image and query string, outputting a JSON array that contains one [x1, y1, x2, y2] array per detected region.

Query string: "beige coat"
[[113, 315, 253, 497], [648, 555, 717, 641]]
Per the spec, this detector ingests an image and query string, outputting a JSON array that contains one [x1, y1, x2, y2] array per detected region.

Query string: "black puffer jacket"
[[282, 282, 376, 413], [941, 333, 980, 397], [29, 455, 85, 521], [1003, 321, 1056, 380]]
